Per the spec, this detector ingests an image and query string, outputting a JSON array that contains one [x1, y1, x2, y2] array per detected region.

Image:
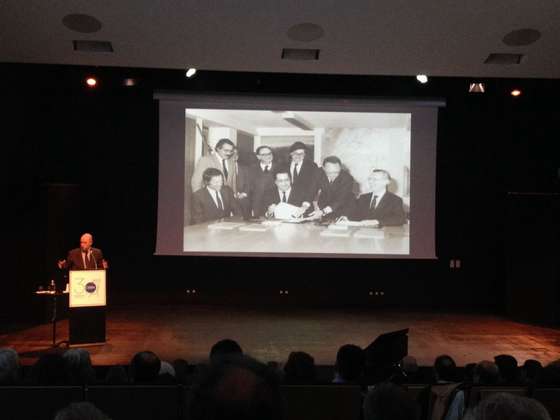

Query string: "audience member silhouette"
[[283, 351, 316, 385], [463, 393, 551, 420], [188, 354, 283, 420], [363, 382, 419, 420], [333, 344, 365, 384], [210, 339, 243, 363], [0, 348, 20, 385], [54, 402, 111, 420], [129, 351, 161, 384]]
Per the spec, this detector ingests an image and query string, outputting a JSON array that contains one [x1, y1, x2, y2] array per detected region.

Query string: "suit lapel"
[[204, 188, 220, 210], [375, 193, 389, 213]]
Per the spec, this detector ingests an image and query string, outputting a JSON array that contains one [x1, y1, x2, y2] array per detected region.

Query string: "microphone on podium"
[[89, 249, 98, 269]]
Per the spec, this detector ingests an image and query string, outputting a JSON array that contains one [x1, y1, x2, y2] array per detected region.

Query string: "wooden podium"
[[69, 269, 107, 345]]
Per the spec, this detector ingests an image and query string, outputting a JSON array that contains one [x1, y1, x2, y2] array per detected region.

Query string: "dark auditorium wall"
[[3, 64, 559, 323]]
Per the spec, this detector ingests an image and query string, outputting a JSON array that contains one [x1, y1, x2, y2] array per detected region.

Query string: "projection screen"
[[155, 92, 441, 259]]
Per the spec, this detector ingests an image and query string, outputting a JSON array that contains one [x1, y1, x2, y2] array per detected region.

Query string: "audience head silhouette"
[[363, 382, 419, 420], [335, 344, 365, 383], [129, 351, 161, 383], [189, 354, 282, 420], [284, 351, 316, 385], [54, 402, 111, 420], [0, 348, 20, 385], [210, 339, 243, 363], [463, 393, 550, 420]]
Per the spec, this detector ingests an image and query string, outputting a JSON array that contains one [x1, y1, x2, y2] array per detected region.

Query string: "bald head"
[[80, 233, 93, 252]]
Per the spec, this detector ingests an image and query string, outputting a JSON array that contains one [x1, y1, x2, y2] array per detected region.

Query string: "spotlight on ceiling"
[[469, 83, 485, 93], [185, 68, 197, 78], [416, 74, 428, 84], [510, 89, 522, 97], [85, 77, 97, 88], [123, 78, 137, 87]]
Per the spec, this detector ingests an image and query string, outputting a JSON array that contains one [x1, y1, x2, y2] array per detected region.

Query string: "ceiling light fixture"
[[416, 74, 428, 84], [510, 89, 522, 97], [123, 78, 137, 87], [469, 83, 485, 93], [186, 68, 197, 78], [85, 77, 97, 87]]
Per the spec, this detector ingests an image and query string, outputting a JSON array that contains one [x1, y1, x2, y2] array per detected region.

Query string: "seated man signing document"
[[262, 170, 311, 220]]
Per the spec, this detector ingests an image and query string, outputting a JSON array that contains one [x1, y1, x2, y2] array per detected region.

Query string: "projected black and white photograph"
[[182, 109, 411, 256]]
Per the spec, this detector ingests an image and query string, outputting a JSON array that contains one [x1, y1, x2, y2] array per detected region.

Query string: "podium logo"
[[85, 282, 97, 293]]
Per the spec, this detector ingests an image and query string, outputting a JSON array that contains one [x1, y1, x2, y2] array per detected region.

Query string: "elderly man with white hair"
[[57, 233, 108, 270]]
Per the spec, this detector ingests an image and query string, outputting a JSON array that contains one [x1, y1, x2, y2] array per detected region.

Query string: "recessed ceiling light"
[[503, 28, 541, 46], [416, 74, 428, 84], [123, 78, 137, 87], [62, 14, 102, 33], [286, 23, 325, 42], [85, 77, 97, 87], [186, 68, 197, 78], [510, 89, 522, 97]]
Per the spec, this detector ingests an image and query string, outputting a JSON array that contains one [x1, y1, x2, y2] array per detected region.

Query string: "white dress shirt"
[[207, 187, 224, 209]]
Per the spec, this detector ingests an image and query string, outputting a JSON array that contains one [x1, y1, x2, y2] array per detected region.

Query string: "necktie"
[[222, 159, 228, 179], [282, 192, 287, 203], [216, 191, 224, 210], [293, 164, 299, 181], [370, 195, 378, 209]]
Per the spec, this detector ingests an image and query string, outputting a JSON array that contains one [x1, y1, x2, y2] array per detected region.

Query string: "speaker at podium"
[[69, 269, 107, 345]]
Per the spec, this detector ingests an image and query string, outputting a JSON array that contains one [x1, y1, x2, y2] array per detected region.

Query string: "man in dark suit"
[[309, 156, 356, 220], [57, 233, 108, 270], [286, 141, 320, 203], [350, 169, 406, 227], [192, 167, 242, 224], [263, 170, 311, 219], [232, 148, 251, 219], [248, 145, 278, 217]]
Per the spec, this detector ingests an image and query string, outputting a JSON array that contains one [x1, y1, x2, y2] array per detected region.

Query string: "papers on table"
[[261, 220, 283, 227], [207, 222, 245, 230], [274, 202, 304, 221], [320, 229, 352, 238], [239, 224, 269, 232], [354, 228, 385, 239], [333, 220, 363, 227]]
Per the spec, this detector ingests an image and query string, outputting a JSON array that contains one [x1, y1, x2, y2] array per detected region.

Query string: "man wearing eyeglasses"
[[191, 138, 237, 192], [248, 145, 278, 217]]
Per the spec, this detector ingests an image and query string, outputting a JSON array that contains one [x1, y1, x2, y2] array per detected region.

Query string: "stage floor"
[[2, 305, 560, 366]]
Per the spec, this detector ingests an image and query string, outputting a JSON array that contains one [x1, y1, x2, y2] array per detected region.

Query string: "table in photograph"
[[183, 218, 409, 256]]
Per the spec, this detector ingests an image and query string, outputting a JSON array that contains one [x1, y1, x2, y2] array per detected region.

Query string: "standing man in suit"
[[248, 145, 277, 217], [192, 167, 242, 224], [263, 170, 311, 219], [57, 233, 108, 270], [350, 169, 406, 227], [286, 141, 320, 204], [308, 156, 356, 220], [231, 148, 251, 219], [191, 138, 237, 193]]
